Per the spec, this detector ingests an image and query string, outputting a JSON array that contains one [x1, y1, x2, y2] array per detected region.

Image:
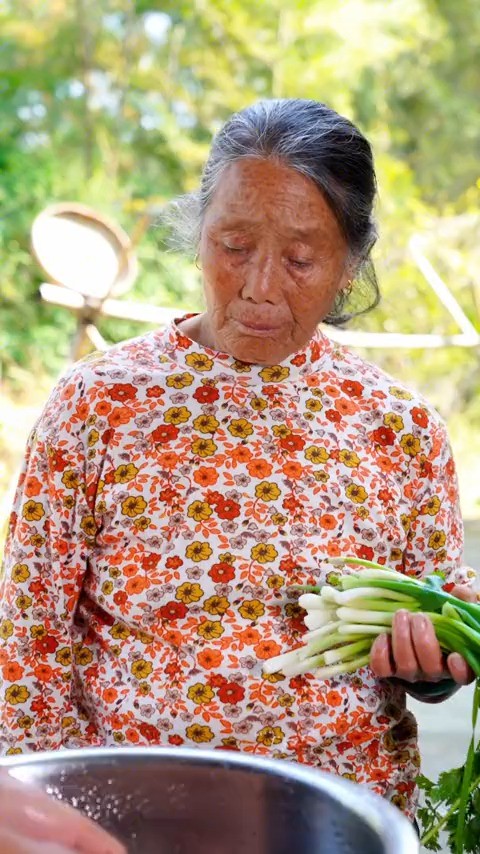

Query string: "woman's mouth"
[[234, 319, 282, 336]]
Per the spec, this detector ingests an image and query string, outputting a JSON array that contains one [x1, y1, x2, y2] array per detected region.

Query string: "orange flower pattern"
[[0, 318, 471, 816]]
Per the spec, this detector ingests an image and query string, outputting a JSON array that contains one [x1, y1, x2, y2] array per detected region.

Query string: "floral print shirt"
[[0, 317, 470, 817]]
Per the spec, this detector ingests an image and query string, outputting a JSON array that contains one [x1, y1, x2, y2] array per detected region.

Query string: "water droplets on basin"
[[4, 752, 414, 853], [44, 773, 148, 850]]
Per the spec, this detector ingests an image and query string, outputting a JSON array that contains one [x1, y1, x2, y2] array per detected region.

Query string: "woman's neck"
[[176, 313, 213, 349]]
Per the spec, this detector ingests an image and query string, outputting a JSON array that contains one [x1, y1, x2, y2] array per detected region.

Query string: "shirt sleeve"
[[0, 367, 97, 754], [402, 413, 474, 587]]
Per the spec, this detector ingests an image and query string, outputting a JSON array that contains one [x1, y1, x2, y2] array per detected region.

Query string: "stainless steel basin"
[[0, 747, 418, 853]]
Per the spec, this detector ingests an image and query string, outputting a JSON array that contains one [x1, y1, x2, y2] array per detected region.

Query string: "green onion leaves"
[[261, 554, 480, 853]]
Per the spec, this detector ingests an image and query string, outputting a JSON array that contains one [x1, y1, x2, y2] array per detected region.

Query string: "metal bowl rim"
[[0, 746, 417, 852]]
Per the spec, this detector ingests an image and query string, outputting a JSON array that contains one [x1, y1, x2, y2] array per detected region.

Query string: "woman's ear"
[[343, 251, 362, 287], [338, 262, 356, 296]]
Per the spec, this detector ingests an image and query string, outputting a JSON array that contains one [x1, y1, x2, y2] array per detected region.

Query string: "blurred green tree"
[[0, 0, 479, 424]]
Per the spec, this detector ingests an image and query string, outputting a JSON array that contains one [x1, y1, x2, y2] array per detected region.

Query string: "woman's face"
[[198, 158, 353, 365]]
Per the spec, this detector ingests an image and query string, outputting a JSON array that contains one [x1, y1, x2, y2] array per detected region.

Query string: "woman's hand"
[[0, 771, 125, 854], [370, 584, 477, 685]]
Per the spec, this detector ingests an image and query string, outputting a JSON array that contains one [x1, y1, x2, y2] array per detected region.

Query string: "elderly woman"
[[0, 99, 475, 831]]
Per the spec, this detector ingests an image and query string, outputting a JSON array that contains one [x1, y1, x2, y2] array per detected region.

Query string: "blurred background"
[[1, 0, 480, 534], [0, 5, 479, 849]]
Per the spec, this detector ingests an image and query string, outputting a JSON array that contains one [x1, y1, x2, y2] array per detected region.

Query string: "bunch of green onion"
[[263, 556, 480, 854], [264, 556, 480, 680]]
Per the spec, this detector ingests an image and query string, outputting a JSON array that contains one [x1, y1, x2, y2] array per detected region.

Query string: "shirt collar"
[[155, 314, 333, 384]]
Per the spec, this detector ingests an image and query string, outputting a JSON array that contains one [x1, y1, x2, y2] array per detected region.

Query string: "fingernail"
[[14, 804, 59, 839], [42, 846, 81, 854], [13, 804, 81, 847], [24, 806, 55, 826]]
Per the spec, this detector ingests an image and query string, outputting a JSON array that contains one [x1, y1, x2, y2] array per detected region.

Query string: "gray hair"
[[163, 98, 380, 324]]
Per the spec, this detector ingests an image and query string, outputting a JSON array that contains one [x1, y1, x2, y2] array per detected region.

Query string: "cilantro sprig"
[[417, 679, 480, 853]]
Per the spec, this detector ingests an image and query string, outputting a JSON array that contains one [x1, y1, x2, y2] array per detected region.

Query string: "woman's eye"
[[223, 243, 248, 254], [289, 258, 312, 269]]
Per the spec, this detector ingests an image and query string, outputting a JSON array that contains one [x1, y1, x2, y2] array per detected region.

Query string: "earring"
[[344, 279, 353, 296], [194, 254, 201, 271]]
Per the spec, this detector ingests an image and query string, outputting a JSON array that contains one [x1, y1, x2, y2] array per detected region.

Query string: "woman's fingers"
[[370, 633, 394, 678], [450, 584, 477, 604], [0, 773, 126, 854], [369, 585, 479, 685], [391, 610, 420, 681], [447, 652, 475, 685], [370, 610, 475, 685], [410, 613, 444, 680], [0, 830, 78, 854]]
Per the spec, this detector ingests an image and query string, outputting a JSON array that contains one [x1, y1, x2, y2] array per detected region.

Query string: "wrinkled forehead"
[[204, 158, 344, 240]]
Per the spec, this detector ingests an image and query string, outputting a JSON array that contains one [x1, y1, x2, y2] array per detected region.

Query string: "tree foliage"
[[0, 0, 479, 427]]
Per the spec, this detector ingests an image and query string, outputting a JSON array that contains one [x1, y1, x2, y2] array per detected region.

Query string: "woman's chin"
[[230, 337, 291, 366]]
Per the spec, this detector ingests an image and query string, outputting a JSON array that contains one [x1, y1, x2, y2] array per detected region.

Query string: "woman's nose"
[[240, 253, 281, 304]]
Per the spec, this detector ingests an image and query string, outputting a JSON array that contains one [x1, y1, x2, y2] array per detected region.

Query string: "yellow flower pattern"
[[191, 438, 217, 457], [185, 353, 214, 372], [186, 723, 214, 743], [338, 450, 361, 468], [345, 483, 368, 504], [185, 542, 212, 562], [164, 406, 191, 425], [176, 582, 204, 603], [121, 497, 148, 518], [167, 372, 194, 388], [187, 501, 213, 521], [305, 446, 329, 464], [228, 419, 254, 438], [187, 683, 215, 705], [255, 482, 281, 502], [239, 600, 265, 620], [114, 463, 139, 483], [5, 685, 30, 706], [251, 543, 278, 564], [11, 564, 30, 583], [193, 415, 219, 434], [22, 501, 44, 522], [259, 365, 290, 382], [0, 316, 469, 823]]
